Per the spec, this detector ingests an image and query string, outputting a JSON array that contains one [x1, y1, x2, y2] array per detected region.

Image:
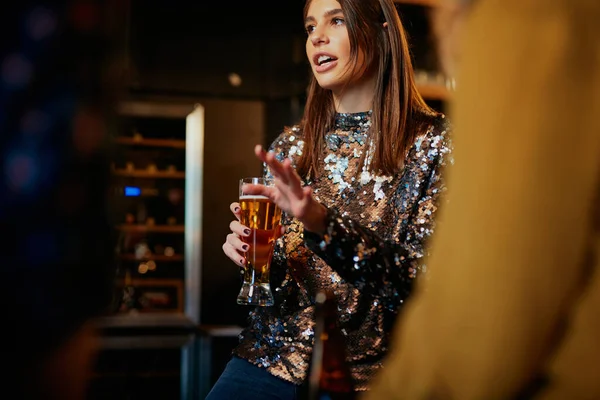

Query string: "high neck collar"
[[334, 110, 372, 131]]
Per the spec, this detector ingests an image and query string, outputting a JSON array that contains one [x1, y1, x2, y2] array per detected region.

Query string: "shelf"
[[119, 254, 184, 262], [197, 325, 243, 338], [95, 313, 196, 329], [112, 169, 185, 179], [92, 372, 180, 378], [118, 101, 198, 118], [117, 224, 185, 233], [394, 0, 442, 7], [417, 83, 452, 101], [116, 137, 186, 149], [98, 334, 194, 349]]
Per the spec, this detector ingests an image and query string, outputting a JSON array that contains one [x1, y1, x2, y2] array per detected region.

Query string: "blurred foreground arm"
[[365, 0, 600, 399]]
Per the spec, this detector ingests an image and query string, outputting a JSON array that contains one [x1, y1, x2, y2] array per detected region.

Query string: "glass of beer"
[[237, 177, 282, 306]]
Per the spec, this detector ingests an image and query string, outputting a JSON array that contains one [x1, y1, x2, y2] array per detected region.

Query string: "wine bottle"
[[307, 290, 356, 400]]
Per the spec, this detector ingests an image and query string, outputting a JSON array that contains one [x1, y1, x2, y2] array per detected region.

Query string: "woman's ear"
[[383, 22, 388, 29]]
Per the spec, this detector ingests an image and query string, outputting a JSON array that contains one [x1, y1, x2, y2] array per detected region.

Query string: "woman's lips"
[[315, 59, 338, 73]]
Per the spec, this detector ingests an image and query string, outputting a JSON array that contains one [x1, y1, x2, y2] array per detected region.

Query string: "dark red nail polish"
[[244, 228, 250, 235]]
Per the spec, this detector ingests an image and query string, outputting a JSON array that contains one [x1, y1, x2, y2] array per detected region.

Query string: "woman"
[[209, 0, 452, 397]]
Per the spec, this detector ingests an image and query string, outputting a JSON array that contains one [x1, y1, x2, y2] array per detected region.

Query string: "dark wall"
[[123, 1, 439, 96], [126, 0, 309, 100]]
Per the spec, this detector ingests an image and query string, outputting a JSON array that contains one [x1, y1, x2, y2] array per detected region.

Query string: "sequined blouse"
[[232, 111, 453, 390]]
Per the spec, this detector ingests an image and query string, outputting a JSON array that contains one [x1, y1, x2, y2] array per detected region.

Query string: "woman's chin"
[[315, 78, 343, 92]]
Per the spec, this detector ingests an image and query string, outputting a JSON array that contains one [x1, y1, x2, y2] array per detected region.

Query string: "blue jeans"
[[205, 356, 300, 400]]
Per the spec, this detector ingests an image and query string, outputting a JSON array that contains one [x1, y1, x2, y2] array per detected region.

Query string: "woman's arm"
[[252, 122, 451, 306], [303, 126, 451, 307]]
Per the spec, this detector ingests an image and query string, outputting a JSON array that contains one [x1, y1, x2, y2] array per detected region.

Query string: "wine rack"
[[102, 100, 204, 328]]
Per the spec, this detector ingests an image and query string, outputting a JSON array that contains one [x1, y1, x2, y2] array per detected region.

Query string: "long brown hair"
[[298, 0, 437, 179]]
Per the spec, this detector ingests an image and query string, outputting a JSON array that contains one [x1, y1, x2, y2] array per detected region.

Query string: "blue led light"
[[124, 186, 141, 196]]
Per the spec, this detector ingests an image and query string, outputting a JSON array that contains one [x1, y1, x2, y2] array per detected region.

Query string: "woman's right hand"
[[222, 201, 250, 267]]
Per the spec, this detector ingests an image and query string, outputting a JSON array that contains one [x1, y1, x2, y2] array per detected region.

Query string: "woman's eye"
[[305, 25, 315, 34], [332, 17, 344, 25]]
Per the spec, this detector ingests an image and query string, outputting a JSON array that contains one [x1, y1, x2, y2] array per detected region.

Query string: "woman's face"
[[305, 0, 367, 92]]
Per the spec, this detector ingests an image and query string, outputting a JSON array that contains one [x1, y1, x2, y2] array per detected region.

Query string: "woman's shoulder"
[[411, 112, 453, 165], [421, 111, 451, 136], [268, 124, 305, 161], [416, 112, 452, 149]]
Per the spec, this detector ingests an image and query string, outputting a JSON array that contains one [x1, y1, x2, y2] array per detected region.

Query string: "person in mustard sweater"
[[365, 0, 600, 398]]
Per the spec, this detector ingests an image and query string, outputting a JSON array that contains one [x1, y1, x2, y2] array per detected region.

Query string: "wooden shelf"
[[417, 83, 452, 101], [112, 169, 185, 179], [92, 372, 180, 379], [116, 137, 186, 149], [119, 254, 184, 262], [394, 0, 442, 7], [117, 101, 197, 118], [97, 334, 194, 349], [197, 325, 243, 338], [95, 313, 195, 329], [117, 224, 185, 233]]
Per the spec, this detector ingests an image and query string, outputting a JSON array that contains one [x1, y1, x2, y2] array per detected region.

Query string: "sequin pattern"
[[232, 111, 453, 390]]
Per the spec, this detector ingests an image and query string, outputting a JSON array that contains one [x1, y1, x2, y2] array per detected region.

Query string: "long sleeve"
[[303, 128, 451, 310], [235, 115, 453, 389], [364, 1, 600, 399]]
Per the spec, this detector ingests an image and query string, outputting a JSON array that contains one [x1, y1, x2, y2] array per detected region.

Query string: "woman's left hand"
[[251, 145, 327, 234]]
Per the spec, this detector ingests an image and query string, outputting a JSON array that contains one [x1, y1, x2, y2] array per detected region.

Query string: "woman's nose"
[[310, 26, 329, 46]]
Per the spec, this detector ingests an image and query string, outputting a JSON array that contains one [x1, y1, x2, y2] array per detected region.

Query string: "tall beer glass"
[[237, 177, 282, 306]]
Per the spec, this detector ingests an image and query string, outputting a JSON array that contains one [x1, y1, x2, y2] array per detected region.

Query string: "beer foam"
[[240, 195, 270, 200]]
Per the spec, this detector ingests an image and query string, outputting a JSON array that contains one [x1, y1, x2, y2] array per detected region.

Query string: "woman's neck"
[[332, 74, 376, 113]]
